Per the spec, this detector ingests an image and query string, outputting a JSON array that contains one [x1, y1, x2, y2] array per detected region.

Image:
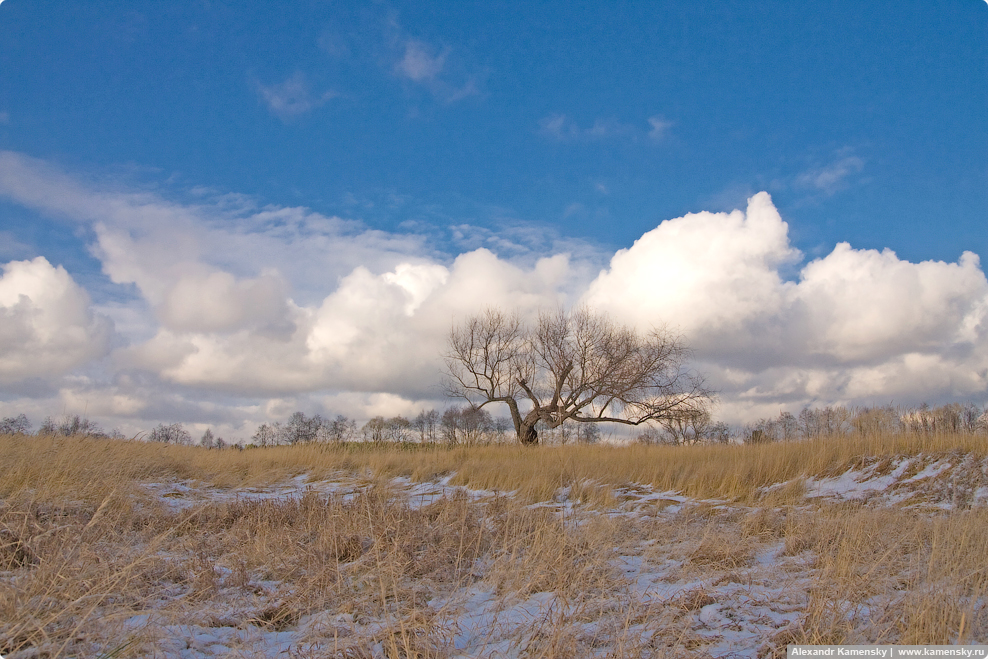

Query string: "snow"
[[12, 452, 988, 658], [782, 453, 988, 509], [98, 477, 818, 657]]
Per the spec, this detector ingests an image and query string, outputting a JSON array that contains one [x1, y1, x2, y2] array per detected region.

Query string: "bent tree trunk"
[[519, 420, 538, 445], [504, 398, 539, 445]]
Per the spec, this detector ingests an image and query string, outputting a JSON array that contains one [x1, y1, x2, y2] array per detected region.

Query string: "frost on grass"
[[3, 458, 988, 658]]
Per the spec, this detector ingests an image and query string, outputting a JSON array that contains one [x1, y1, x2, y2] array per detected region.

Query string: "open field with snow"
[[3, 434, 988, 658]]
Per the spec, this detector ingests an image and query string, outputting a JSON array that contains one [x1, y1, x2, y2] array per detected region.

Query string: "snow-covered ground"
[[104, 452, 988, 658], [7, 452, 986, 659], [124, 476, 809, 658], [792, 452, 988, 509]]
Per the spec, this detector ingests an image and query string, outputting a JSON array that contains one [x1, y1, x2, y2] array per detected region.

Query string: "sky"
[[0, 0, 986, 439]]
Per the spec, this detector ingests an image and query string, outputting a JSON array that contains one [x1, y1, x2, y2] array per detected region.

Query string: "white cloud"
[[256, 72, 335, 121], [793, 244, 987, 362], [3, 151, 988, 429], [118, 250, 573, 400], [583, 192, 988, 421], [0, 257, 112, 384], [159, 267, 292, 334], [583, 192, 800, 337]]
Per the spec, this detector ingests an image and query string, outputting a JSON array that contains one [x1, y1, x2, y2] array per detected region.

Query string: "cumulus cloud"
[[2, 150, 988, 430], [255, 72, 335, 121], [583, 192, 988, 420], [583, 192, 800, 338], [0, 257, 112, 384], [120, 250, 573, 399]]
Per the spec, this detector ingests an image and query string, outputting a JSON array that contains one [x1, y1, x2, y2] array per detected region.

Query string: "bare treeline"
[[248, 412, 356, 447], [742, 403, 988, 444], [6, 401, 988, 448], [0, 414, 124, 439]]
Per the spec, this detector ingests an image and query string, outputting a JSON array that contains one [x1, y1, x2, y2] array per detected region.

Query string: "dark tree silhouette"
[[444, 308, 712, 445]]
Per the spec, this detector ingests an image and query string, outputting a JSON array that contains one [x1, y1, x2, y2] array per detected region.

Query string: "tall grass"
[[2, 432, 987, 657], [3, 431, 985, 505]]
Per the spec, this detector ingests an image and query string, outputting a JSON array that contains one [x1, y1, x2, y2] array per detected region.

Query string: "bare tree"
[[658, 408, 713, 445], [412, 409, 441, 443], [40, 415, 107, 438], [362, 416, 387, 443], [323, 415, 357, 443], [251, 423, 277, 447], [282, 411, 322, 445], [200, 428, 216, 449], [0, 414, 31, 435], [444, 307, 712, 445], [149, 423, 191, 444]]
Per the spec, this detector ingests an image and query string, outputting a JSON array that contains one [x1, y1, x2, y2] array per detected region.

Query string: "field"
[[2, 433, 988, 658]]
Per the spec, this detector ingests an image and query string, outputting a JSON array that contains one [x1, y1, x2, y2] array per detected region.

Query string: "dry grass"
[[2, 432, 988, 657], [4, 430, 986, 506]]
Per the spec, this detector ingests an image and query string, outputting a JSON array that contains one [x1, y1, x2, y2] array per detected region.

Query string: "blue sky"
[[0, 0, 986, 437]]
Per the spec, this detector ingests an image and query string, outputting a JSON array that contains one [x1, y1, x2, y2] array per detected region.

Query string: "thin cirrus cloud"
[[1, 151, 988, 433], [388, 26, 480, 103], [647, 115, 673, 141], [795, 154, 866, 195], [540, 114, 673, 142], [395, 39, 447, 82], [255, 72, 336, 121]]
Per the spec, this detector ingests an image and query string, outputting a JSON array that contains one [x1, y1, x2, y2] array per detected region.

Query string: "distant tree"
[[445, 308, 711, 445], [40, 415, 106, 438], [0, 414, 31, 435], [746, 429, 769, 444], [149, 423, 192, 444], [778, 412, 799, 441], [493, 416, 512, 442], [636, 426, 674, 446], [252, 423, 277, 447], [281, 411, 322, 445], [458, 407, 493, 444], [658, 408, 712, 446], [385, 416, 412, 443], [411, 409, 441, 443], [851, 405, 902, 436], [323, 415, 356, 443], [707, 421, 732, 444], [440, 408, 461, 445], [959, 403, 984, 433], [797, 406, 852, 438], [575, 421, 601, 444], [362, 416, 387, 443], [200, 429, 216, 449]]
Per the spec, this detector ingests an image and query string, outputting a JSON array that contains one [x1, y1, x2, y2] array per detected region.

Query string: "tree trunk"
[[518, 409, 541, 445], [504, 398, 540, 445], [519, 422, 538, 445]]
